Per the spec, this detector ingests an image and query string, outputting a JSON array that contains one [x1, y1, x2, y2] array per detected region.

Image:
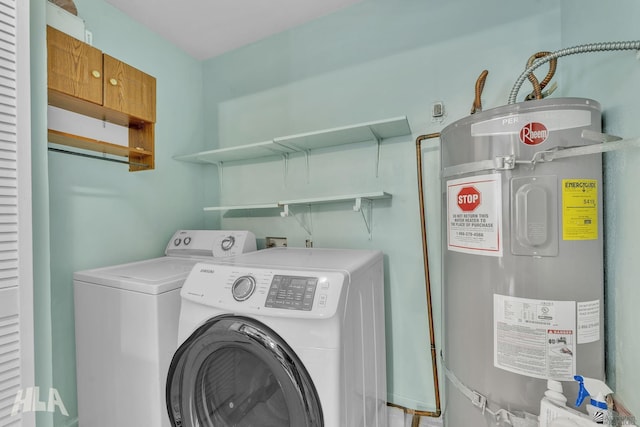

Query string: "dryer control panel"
[[182, 263, 346, 318]]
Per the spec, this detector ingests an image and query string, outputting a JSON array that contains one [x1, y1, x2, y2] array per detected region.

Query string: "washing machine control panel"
[[182, 263, 345, 318], [165, 230, 257, 258], [264, 275, 318, 311]]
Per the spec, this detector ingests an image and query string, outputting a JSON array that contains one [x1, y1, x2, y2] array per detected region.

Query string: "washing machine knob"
[[232, 276, 256, 301], [221, 236, 236, 251]]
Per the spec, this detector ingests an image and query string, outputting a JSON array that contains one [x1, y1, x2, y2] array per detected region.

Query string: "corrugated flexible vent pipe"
[[508, 41, 640, 104]]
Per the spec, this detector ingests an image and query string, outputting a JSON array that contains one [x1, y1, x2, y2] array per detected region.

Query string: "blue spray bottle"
[[574, 375, 613, 424]]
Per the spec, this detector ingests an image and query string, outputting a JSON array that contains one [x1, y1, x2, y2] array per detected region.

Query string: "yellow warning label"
[[562, 179, 598, 240]]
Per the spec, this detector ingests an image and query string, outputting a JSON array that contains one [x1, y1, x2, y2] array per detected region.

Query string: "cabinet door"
[[103, 55, 156, 123], [47, 26, 103, 105]]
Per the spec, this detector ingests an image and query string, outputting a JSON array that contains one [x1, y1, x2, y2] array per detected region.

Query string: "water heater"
[[440, 98, 605, 426]]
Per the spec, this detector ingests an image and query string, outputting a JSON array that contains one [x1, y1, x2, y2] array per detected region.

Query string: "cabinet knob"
[[109, 78, 118, 86], [91, 70, 101, 78]]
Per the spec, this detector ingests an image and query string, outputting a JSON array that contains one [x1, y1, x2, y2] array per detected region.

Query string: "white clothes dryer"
[[166, 247, 387, 427], [73, 230, 256, 427]]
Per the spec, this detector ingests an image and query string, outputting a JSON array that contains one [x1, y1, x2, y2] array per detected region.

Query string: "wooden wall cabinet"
[[47, 26, 156, 171]]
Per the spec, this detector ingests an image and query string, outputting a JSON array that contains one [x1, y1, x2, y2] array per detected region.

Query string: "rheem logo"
[[519, 122, 548, 145]]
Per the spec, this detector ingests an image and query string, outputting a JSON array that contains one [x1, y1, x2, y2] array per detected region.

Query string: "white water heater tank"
[[440, 98, 605, 426]]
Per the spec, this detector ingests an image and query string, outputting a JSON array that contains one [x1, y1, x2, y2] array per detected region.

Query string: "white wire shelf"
[[203, 203, 280, 212], [173, 116, 411, 164], [203, 192, 390, 212], [203, 192, 391, 239]]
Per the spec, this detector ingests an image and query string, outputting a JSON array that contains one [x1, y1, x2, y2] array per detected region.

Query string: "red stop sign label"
[[457, 186, 480, 211]]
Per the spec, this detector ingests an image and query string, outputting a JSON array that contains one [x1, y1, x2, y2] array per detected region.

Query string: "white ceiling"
[[104, 0, 365, 60]]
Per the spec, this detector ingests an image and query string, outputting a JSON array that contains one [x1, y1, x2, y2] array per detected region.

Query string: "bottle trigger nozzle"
[[590, 393, 607, 409], [574, 375, 589, 407], [573, 375, 613, 408]]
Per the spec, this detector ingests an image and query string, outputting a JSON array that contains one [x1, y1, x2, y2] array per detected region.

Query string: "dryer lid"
[[166, 315, 323, 427]]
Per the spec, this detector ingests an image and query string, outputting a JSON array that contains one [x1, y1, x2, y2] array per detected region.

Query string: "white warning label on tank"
[[447, 173, 502, 256], [494, 294, 576, 380], [577, 300, 600, 344]]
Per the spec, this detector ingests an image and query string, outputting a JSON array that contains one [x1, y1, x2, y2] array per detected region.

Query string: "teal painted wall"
[[560, 0, 640, 416], [30, 0, 640, 423], [39, 0, 212, 424], [201, 0, 561, 411]]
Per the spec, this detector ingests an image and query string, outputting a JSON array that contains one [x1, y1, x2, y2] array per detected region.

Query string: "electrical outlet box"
[[266, 237, 287, 248], [432, 101, 445, 118]]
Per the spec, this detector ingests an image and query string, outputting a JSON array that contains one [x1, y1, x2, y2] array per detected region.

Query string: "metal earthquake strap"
[[443, 363, 493, 415], [442, 363, 537, 426], [442, 156, 513, 178], [442, 131, 640, 178]]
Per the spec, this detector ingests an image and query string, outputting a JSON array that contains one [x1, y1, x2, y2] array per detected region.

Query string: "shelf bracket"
[[280, 204, 313, 235], [282, 153, 289, 186], [305, 150, 310, 184], [374, 133, 382, 178], [365, 125, 383, 178], [217, 161, 224, 188], [353, 197, 374, 240]]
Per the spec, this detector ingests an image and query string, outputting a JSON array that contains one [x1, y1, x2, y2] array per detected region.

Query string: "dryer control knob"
[[232, 276, 256, 301]]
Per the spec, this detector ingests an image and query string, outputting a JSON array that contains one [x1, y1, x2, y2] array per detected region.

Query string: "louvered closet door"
[[0, 0, 35, 426]]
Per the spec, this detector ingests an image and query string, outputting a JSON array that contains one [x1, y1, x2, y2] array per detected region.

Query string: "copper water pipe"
[[387, 132, 442, 426], [415, 132, 442, 419], [471, 70, 489, 114], [525, 51, 557, 100], [529, 51, 557, 90]]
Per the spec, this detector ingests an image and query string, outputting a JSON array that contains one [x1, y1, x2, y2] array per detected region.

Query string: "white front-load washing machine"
[[166, 247, 387, 427], [73, 230, 256, 427]]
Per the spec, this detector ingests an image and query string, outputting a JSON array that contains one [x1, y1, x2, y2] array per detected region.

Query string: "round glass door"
[[166, 315, 323, 427]]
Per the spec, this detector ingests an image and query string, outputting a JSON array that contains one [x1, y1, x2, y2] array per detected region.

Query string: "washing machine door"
[[166, 314, 323, 427]]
